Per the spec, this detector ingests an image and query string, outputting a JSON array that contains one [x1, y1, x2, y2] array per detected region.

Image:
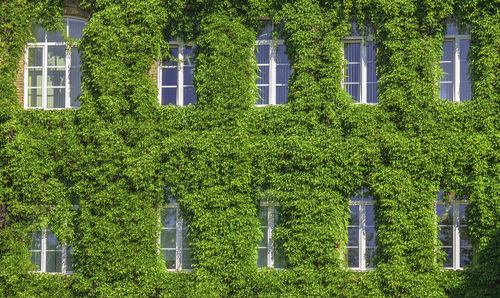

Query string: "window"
[[25, 18, 86, 109], [343, 24, 378, 104], [158, 42, 196, 106], [29, 228, 73, 274], [255, 22, 291, 105], [347, 190, 376, 270], [257, 201, 285, 268], [436, 193, 471, 269], [160, 202, 192, 270], [440, 22, 471, 101]]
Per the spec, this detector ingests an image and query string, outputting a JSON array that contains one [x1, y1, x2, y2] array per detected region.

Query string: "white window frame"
[[258, 201, 282, 268], [347, 192, 376, 271], [255, 38, 288, 106], [157, 41, 196, 106], [160, 202, 191, 271], [342, 36, 377, 105], [29, 228, 73, 274], [436, 199, 471, 270], [440, 32, 471, 102], [24, 17, 86, 110]]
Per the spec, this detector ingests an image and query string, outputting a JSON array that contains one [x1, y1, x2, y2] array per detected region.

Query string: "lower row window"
[[29, 228, 73, 273]]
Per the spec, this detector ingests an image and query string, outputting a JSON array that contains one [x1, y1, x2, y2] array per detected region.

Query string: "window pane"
[[161, 88, 177, 105], [442, 41, 454, 61], [460, 247, 472, 267], [459, 205, 467, 224], [71, 48, 81, 66], [256, 45, 270, 64], [276, 86, 288, 104], [460, 227, 469, 247], [345, 84, 360, 102], [31, 24, 46, 42], [365, 205, 375, 226], [184, 66, 194, 85], [348, 227, 359, 246], [258, 86, 269, 105], [46, 251, 62, 273], [347, 248, 359, 267], [276, 45, 289, 64], [346, 64, 360, 83], [48, 46, 66, 67], [28, 88, 42, 107], [47, 29, 64, 42], [259, 228, 268, 247], [28, 69, 43, 87], [70, 67, 82, 105], [48, 69, 66, 87], [183, 87, 196, 106], [47, 88, 66, 108], [442, 248, 453, 267], [366, 227, 376, 246], [31, 252, 41, 271], [257, 248, 268, 267], [28, 48, 43, 67], [66, 247, 74, 271], [459, 39, 470, 60], [257, 21, 272, 40], [349, 206, 359, 225], [31, 231, 42, 250], [439, 226, 453, 246], [68, 20, 86, 39], [259, 207, 268, 224], [437, 205, 453, 225], [162, 68, 177, 86], [182, 224, 189, 248], [161, 208, 177, 228], [160, 229, 176, 248], [440, 83, 453, 101], [365, 247, 375, 268], [367, 83, 378, 104], [164, 47, 178, 67], [366, 41, 376, 62], [162, 250, 176, 269], [46, 230, 61, 250], [367, 62, 377, 82], [184, 46, 195, 66], [181, 249, 192, 269], [276, 65, 291, 85], [441, 62, 454, 82], [344, 43, 360, 62], [257, 66, 269, 84]]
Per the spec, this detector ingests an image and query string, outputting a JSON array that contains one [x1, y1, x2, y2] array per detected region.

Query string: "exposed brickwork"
[[149, 60, 159, 101], [63, 0, 90, 19], [15, 53, 24, 107]]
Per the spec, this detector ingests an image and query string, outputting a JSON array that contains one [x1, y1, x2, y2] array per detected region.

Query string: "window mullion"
[[177, 43, 184, 106], [176, 207, 182, 270], [268, 206, 275, 268], [453, 202, 460, 269], [65, 46, 71, 108], [360, 42, 367, 104], [41, 230, 46, 272], [42, 44, 47, 109], [454, 38, 460, 102], [359, 203, 366, 270], [269, 42, 276, 105]]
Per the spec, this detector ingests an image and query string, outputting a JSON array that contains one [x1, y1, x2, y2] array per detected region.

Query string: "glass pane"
[[161, 208, 176, 228], [181, 223, 189, 247], [459, 204, 467, 224], [437, 205, 453, 225], [348, 227, 359, 246], [28, 88, 42, 107], [346, 64, 360, 83], [276, 45, 289, 64], [442, 248, 453, 267], [162, 250, 176, 269], [446, 23, 458, 35], [46, 230, 61, 250], [28, 69, 43, 87], [367, 62, 377, 83], [160, 229, 176, 249], [366, 41, 376, 62], [184, 47, 195, 66], [276, 86, 288, 104], [459, 39, 470, 60], [181, 249, 192, 269], [459, 227, 469, 246], [31, 251, 41, 271], [46, 251, 62, 273], [440, 83, 453, 101], [48, 46, 66, 67], [344, 43, 360, 62], [162, 88, 177, 105], [460, 61, 470, 82], [184, 66, 194, 85], [71, 48, 81, 66], [28, 48, 43, 67], [442, 41, 454, 61], [256, 45, 270, 64], [366, 227, 376, 246], [48, 69, 66, 87], [70, 67, 82, 104], [47, 29, 64, 42], [162, 68, 177, 86], [31, 231, 42, 250], [274, 248, 286, 268], [274, 207, 280, 225], [258, 86, 269, 105], [69, 20, 86, 39], [441, 62, 454, 82], [439, 226, 453, 246], [257, 66, 269, 84], [47, 88, 65, 108], [164, 47, 178, 67], [347, 248, 359, 267], [259, 228, 268, 247], [365, 205, 375, 226], [346, 84, 360, 102], [257, 248, 268, 267], [365, 247, 375, 268], [31, 24, 46, 42], [183, 87, 196, 106], [349, 206, 359, 225], [66, 247, 74, 271], [460, 247, 472, 267], [259, 207, 268, 225], [276, 65, 291, 85], [257, 21, 272, 40], [367, 83, 378, 103]]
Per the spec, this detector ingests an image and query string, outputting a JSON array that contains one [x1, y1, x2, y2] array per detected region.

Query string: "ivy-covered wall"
[[0, 0, 498, 297]]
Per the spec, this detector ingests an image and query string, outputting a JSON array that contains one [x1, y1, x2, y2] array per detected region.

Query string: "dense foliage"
[[0, 0, 498, 296]]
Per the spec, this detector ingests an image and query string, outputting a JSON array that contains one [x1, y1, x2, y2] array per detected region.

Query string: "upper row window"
[[25, 18, 86, 109]]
